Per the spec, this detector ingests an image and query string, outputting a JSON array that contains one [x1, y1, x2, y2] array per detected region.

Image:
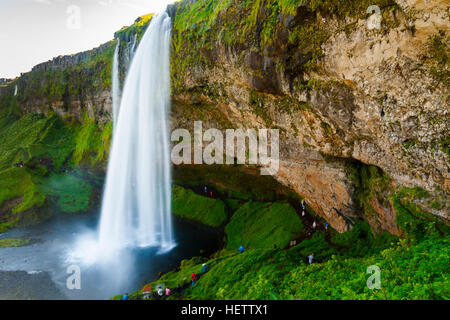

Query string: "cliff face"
[[0, 0, 448, 234], [168, 0, 449, 233], [0, 41, 116, 123]]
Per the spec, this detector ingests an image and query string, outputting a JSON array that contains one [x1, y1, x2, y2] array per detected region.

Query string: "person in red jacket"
[[191, 272, 196, 287]]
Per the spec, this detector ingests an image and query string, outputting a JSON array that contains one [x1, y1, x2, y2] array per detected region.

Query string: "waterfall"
[[130, 34, 137, 55], [98, 12, 175, 255], [14, 85, 18, 96], [128, 34, 137, 63], [112, 39, 121, 126]]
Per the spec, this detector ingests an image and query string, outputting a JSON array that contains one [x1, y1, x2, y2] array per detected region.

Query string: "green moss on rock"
[[392, 188, 450, 242], [0, 238, 31, 248]]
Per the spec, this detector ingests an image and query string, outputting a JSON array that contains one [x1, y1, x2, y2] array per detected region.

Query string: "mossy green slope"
[[172, 185, 228, 227], [0, 110, 110, 232], [225, 201, 305, 249], [136, 234, 448, 300]]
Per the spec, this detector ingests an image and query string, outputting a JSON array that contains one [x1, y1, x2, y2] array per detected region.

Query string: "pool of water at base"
[[0, 211, 221, 300]]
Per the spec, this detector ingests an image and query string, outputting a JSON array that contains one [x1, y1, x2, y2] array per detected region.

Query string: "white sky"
[[0, 0, 177, 78]]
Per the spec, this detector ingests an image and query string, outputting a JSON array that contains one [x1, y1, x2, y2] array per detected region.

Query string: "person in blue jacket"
[[239, 246, 245, 254]]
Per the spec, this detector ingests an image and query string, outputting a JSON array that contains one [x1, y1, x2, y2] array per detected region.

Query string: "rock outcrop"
[[168, 0, 449, 233]]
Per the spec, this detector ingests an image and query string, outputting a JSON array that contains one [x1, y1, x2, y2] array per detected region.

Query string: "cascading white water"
[[130, 34, 137, 56], [98, 12, 175, 255], [112, 39, 121, 126], [127, 34, 137, 65]]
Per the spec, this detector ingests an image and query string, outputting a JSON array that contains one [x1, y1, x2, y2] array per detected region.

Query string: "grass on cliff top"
[[115, 13, 154, 41], [172, 185, 228, 227], [171, 0, 399, 92], [4, 40, 116, 112], [225, 201, 305, 250]]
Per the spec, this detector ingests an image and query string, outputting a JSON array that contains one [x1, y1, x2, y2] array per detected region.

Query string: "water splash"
[[98, 12, 175, 257]]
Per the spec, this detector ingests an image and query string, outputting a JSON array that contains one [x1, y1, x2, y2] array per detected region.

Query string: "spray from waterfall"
[[112, 39, 121, 126], [98, 12, 175, 255]]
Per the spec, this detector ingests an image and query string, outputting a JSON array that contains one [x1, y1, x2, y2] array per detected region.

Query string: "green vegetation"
[[171, 0, 400, 92], [0, 168, 46, 215], [345, 161, 393, 224], [172, 185, 228, 227], [426, 30, 450, 87], [225, 201, 304, 249], [391, 187, 450, 242], [136, 234, 448, 300], [73, 113, 112, 167], [135, 152, 448, 300], [0, 109, 109, 232], [38, 173, 92, 213], [115, 13, 154, 42], [0, 238, 31, 248], [281, 236, 449, 300], [0, 41, 116, 116]]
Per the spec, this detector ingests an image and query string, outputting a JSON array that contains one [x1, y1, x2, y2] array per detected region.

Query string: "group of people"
[[191, 263, 208, 287], [204, 186, 214, 198], [132, 284, 172, 301], [122, 198, 330, 301], [301, 200, 329, 232], [13, 161, 25, 168], [14, 158, 50, 169], [156, 286, 171, 298]]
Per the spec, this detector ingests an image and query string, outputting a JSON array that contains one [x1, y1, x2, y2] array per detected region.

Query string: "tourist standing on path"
[[158, 287, 164, 298], [308, 253, 314, 265], [239, 245, 245, 254], [191, 273, 196, 287]]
